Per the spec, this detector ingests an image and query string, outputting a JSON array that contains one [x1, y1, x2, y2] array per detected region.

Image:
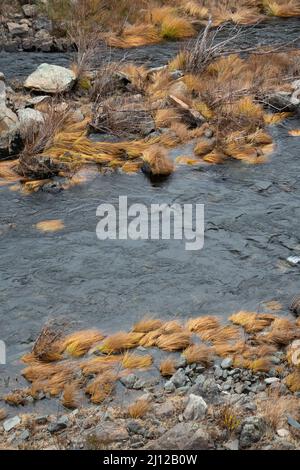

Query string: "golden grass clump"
[[263, 0, 300, 17], [80, 355, 122, 375], [289, 129, 300, 136], [159, 320, 183, 334], [213, 340, 246, 358], [139, 329, 162, 348], [62, 330, 105, 357], [183, 344, 213, 367], [248, 357, 273, 372], [98, 332, 144, 354], [142, 145, 174, 176], [194, 139, 215, 156], [182, 1, 209, 19], [186, 316, 220, 333], [264, 112, 292, 125], [61, 382, 81, 409], [156, 331, 191, 352], [285, 369, 300, 392], [258, 317, 299, 346], [85, 371, 117, 404], [199, 325, 241, 344], [160, 16, 195, 40], [229, 311, 275, 333], [133, 318, 163, 333], [128, 399, 150, 419], [160, 358, 176, 377], [122, 352, 153, 369], [4, 389, 29, 406], [155, 108, 181, 128], [35, 219, 65, 232]]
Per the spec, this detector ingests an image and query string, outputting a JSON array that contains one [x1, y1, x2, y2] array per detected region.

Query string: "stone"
[[239, 416, 266, 448], [35, 415, 49, 425], [264, 377, 280, 385], [214, 366, 223, 379], [155, 401, 174, 418], [88, 422, 129, 443], [0, 82, 21, 159], [221, 357, 233, 369], [120, 374, 137, 389], [7, 22, 29, 36], [16, 429, 30, 443], [170, 369, 187, 388], [183, 394, 207, 421], [175, 356, 187, 368], [224, 439, 239, 451], [17, 108, 44, 138], [3, 416, 21, 432], [127, 420, 144, 435], [287, 415, 300, 431], [144, 422, 213, 450], [24, 64, 76, 94], [277, 428, 290, 438], [164, 380, 176, 393], [22, 4, 38, 17], [47, 416, 68, 433]]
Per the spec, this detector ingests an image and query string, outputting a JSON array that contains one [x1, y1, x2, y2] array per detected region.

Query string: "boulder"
[[183, 394, 207, 421], [239, 416, 266, 448], [87, 422, 129, 443], [24, 64, 76, 94], [0, 81, 21, 159], [17, 108, 44, 138], [22, 4, 38, 17], [7, 22, 30, 36], [144, 422, 213, 450]]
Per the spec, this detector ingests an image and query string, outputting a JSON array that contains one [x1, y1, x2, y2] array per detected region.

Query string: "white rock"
[[183, 394, 207, 421], [287, 256, 300, 267], [24, 64, 76, 94], [277, 428, 290, 438], [264, 377, 280, 385], [3, 416, 21, 432]]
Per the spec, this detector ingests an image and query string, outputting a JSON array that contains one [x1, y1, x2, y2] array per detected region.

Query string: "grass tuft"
[[122, 352, 153, 369], [128, 399, 150, 419], [160, 358, 176, 377], [183, 344, 213, 367]]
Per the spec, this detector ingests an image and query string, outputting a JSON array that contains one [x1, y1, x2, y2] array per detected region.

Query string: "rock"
[[24, 64, 76, 94], [35, 415, 48, 425], [164, 380, 176, 393], [267, 91, 297, 112], [255, 180, 272, 192], [88, 422, 129, 443], [214, 366, 223, 379], [183, 394, 207, 421], [17, 108, 44, 138], [0, 81, 21, 159], [239, 416, 266, 448], [127, 420, 144, 435], [16, 429, 30, 444], [277, 428, 290, 438], [287, 415, 300, 430], [132, 379, 146, 390], [175, 356, 187, 368], [224, 439, 239, 450], [170, 369, 187, 388], [3, 416, 21, 432], [144, 422, 213, 450], [7, 22, 30, 36], [221, 358, 233, 369], [287, 256, 300, 267], [264, 377, 280, 385], [47, 416, 68, 433], [155, 401, 174, 418], [0, 73, 4, 82], [22, 4, 38, 17], [120, 374, 137, 389]]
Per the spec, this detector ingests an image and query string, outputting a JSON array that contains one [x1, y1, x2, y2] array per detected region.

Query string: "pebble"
[[221, 358, 233, 369], [265, 377, 280, 385], [3, 416, 21, 432], [277, 428, 290, 438]]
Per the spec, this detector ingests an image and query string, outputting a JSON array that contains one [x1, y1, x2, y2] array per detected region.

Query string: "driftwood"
[[169, 94, 205, 126]]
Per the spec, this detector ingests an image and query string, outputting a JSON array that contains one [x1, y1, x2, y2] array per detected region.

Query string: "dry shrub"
[[142, 145, 174, 176], [160, 358, 176, 377], [133, 318, 163, 333], [122, 352, 153, 369], [128, 399, 150, 419], [156, 332, 191, 352], [32, 321, 65, 362], [85, 371, 117, 404], [183, 344, 213, 366], [61, 382, 81, 409], [218, 404, 241, 433], [186, 316, 220, 333], [98, 332, 144, 354], [0, 409, 7, 421], [257, 391, 299, 429], [229, 311, 275, 333], [285, 369, 300, 392], [62, 330, 105, 357]]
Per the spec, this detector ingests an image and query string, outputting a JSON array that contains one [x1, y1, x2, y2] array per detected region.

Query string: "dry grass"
[[160, 358, 176, 377], [289, 129, 300, 136], [285, 369, 300, 392], [122, 352, 153, 369], [35, 220, 65, 233], [229, 311, 275, 333], [257, 391, 300, 429], [199, 325, 241, 344], [0, 409, 7, 421], [186, 316, 220, 333], [159, 320, 183, 334], [142, 145, 174, 176], [133, 318, 163, 333], [213, 340, 246, 358], [61, 382, 81, 409], [62, 330, 105, 357], [98, 332, 144, 354], [183, 344, 214, 366], [248, 357, 273, 372], [156, 331, 191, 351], [80, 355, 122, 375], [194, 139, 215, 156], [257, 317, 299, 346], [128, 399, 150, 419], [160, 16, 195, 40], [4, 389, 29, 406], [139, 329, 162, 347], [31, 322, 65, 362], [263, 0, 300, 17], [85, 371, 117, 404]]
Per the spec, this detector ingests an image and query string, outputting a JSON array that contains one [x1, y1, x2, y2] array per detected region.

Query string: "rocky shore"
[[0, 4, 70, 53], [1, 351, 300, 450]]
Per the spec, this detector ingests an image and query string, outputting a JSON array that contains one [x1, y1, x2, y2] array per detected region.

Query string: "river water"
[[0, 18, 300, 406]]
